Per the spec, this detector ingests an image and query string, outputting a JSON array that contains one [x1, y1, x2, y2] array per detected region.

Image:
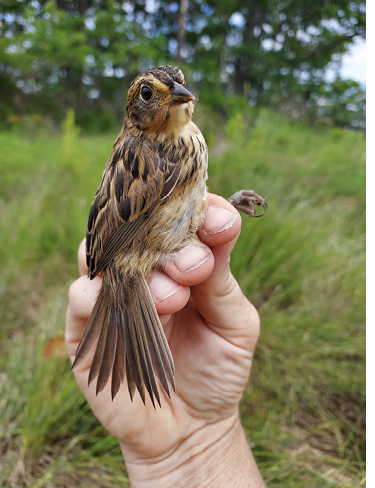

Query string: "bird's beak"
[[161, 82, 195, 105]]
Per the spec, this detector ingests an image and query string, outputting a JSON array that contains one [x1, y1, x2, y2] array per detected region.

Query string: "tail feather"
[[96, 308, 118, 394], [87, 305, 111, 387], [111, 314, 126, 400], [141, 284, 176, 380], [123, 309, 146, 404], [125, 347, 136, 401], [137, 286, 175, 393], [140, 303, 170, 398], [72, 291, 105, 369], [72, 264, 176, 405], [133, 308, 160, 408]]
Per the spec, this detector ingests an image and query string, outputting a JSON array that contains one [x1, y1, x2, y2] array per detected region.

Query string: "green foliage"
[[0, 109, 365, 485], [0, 0, 167, 125], [188, 0, 365, 107], [0, 0, 366, 130], [1, 326, 129, 486], [209, 111, 365, 485], [312, 77, 366, 130]]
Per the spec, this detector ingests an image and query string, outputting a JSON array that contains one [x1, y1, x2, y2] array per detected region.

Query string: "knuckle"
[[247, 301, 261, 338], [226, 277, 261, 336]]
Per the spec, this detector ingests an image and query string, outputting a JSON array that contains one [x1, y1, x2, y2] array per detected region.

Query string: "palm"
[[76, 288, 252, 459], [171, 296, 251, 417]]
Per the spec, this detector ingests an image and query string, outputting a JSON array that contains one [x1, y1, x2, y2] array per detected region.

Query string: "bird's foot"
[[227, 190, 268, 218]]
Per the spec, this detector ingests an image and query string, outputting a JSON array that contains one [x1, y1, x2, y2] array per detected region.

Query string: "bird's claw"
[[227, 190, 268, 218]]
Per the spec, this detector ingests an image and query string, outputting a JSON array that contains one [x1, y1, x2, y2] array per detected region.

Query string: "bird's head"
[[125, 65, 196, 138]]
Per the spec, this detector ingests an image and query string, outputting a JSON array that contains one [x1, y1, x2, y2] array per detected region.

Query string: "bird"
[[72, 65, 267, 407]]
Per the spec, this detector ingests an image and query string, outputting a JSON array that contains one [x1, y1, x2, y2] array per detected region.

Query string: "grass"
[[0, 109, 365, 486]]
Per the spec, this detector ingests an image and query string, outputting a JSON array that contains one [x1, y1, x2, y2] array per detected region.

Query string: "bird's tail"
[[72, 265, 175, 407]]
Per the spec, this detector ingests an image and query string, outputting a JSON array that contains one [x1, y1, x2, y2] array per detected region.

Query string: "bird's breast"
[[138, 123, 208, 259], [175, 122, 208, 186], [161, 124, 208, 241]]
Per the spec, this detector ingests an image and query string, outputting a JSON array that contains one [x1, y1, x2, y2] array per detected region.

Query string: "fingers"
[[70, 193, 259, 356], [198, 193, 242, 249], [148, 271, 190, 316], [76, 194, 240, 310], [193, 194, 260, 353], [151, 194, 240, 312], [161, 193, 241, 286], [161, 243, 214, 287], [198, 194, 242, 283], [77, 236, 213, 315]]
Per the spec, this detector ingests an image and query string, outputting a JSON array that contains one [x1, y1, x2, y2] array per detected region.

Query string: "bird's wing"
[[86, 136, 180, 279]]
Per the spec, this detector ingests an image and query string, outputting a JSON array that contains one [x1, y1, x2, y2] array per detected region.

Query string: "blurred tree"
[[185, 0, 365, 111], [0, 0, 366, 130], [177, 0, 188, 62], [313, 77, 366, 129], [0, 0, 167, 129]]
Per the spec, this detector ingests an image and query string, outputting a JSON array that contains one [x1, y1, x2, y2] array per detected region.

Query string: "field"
[[0, 109, 365, 487]]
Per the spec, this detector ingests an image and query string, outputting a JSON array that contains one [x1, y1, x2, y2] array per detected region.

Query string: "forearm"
[[121, 413, 265, 488]]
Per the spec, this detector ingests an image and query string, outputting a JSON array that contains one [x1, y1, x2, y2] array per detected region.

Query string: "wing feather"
[[86, 136, 180, 278]]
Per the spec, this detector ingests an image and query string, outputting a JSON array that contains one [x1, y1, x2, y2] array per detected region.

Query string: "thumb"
[[194, 194, 260, 353]]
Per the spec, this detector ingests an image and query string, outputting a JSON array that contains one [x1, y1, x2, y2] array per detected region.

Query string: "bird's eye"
[[141, 86, 153, 101]]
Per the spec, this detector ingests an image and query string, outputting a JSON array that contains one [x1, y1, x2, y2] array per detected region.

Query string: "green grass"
[[0, 109, 365, 486]]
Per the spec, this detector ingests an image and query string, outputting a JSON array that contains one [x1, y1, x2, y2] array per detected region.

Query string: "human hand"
[[66, 193, 264, 487]]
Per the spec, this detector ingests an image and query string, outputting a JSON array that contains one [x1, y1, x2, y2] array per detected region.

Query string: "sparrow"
[[72, 65, 267, 407]]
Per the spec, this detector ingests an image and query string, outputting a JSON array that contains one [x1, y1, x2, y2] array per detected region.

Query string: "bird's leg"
[[227, 190, 268, 218]]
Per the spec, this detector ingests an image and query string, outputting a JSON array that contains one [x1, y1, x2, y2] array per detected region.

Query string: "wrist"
[[121, 413, 265, 488]]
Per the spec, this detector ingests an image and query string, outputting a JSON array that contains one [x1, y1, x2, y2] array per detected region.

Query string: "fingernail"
[[203, 207, 237, 235], [175, 245, 210, 273], [149, 271, 182, 302]]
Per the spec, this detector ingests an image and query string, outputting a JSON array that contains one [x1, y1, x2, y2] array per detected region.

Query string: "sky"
[[339, 36, 366, 86]]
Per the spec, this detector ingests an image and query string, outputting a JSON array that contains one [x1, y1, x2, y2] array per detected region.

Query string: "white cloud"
[[339, 36, 366, 86]]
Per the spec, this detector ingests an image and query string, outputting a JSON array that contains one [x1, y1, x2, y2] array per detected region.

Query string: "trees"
[[182, 0, 366, 128], [0, 0, 365, 129], [0, 0, 167, 129], [192, 0, 365, 100]]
